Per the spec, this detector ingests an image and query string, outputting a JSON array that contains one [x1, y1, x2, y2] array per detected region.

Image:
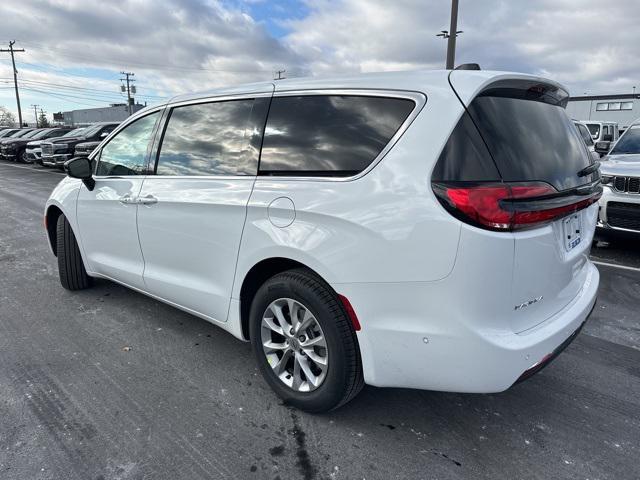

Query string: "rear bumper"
[[336, 261, 599, 392]]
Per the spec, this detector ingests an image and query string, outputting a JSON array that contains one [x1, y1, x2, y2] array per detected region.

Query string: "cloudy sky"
[[1, 0, 639, 123]]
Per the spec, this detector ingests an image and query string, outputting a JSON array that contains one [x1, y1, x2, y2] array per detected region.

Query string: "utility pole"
[[446, 0, 459, 69], [274, 69, 286, 80], [120, 71, 135, 116], [31, 104, 39, 127], [436, 0, 463, 69], [0, 41, 25, 127]]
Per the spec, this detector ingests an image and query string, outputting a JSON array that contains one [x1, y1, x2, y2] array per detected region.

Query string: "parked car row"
[[597, 119, 640, 237], [0, 122, 119, 168]]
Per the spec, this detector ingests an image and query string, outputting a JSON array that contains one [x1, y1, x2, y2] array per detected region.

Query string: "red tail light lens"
[[433, 182, 600, 231]]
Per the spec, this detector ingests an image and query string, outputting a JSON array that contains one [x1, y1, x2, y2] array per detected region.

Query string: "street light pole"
[[446, 0, 459, 70]]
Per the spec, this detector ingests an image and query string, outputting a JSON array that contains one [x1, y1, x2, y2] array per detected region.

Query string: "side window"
[[155, 98, 267, 176], [577, 124, 594, 146], [259, 95, 415, 176], [96, 112, 159, 176]]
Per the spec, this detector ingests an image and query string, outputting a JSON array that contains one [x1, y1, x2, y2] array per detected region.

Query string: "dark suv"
[[41, 122, 119, 168], [27, 127, 86, 164], [1, 128, 69, 162]]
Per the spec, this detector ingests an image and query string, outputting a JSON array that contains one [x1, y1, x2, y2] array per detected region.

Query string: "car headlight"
[[601, 175, 613, 185]]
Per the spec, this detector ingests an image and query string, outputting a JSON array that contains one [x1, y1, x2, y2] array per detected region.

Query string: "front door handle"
[[118, 194, 134, 204], [137, 194, 158, 205]]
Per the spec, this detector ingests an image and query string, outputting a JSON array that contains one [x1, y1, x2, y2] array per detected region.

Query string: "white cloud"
[[1, 0, 639, 122]]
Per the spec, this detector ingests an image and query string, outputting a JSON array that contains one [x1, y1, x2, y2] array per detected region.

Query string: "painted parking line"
[[0, 162, 65, 175], [591, 260, 640, 273]]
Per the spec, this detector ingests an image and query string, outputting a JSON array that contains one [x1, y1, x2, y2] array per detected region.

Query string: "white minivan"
[[45, 70, 601, 412]]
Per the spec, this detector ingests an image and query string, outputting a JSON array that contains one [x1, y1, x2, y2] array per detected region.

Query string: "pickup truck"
[[41, 122, 119, 168]]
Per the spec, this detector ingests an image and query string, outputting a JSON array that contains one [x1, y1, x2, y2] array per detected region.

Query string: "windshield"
[[9, 129, 33, 138], [62, 128, 86, 137], [30, 129, 53, 140], [586, 123, 600, 138], [81, 124, 103, 137], [610, 127, 640, 156], [575, 123, 594, 146], [23, 129, 44, 139]]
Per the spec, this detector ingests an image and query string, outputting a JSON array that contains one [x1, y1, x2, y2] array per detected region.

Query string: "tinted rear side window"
[[466, 82, 592, 190], [576, 123, 594, 146], [156, 98, 268, 176], [431, 111, 500, 182], [259, 95, 415, 176]]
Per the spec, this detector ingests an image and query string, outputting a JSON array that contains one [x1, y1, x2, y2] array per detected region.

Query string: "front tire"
[[249, 269, 363, 412], [56, 215, 92, 290]]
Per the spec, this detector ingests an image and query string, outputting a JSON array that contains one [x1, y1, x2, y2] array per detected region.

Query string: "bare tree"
[[0, 106, 17, 127]]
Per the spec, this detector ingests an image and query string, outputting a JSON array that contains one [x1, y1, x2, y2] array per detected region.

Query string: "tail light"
[[432, 181, 601, 231]]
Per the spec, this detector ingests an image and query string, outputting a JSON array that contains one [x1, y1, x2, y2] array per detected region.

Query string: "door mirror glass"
[[595, 141, 610, 155], [65, 157, 95, 190]]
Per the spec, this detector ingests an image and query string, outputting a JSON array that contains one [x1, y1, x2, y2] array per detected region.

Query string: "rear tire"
[[56, 215, 92, 290], [249, 269, 364, 412]]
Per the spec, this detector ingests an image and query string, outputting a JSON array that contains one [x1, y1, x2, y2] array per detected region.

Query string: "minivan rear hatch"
[[445, 74, 600, 332]]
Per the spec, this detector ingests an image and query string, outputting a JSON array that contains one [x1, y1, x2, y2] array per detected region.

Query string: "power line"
[[0, 41, 26, 127], [18, 41, 272, 74]]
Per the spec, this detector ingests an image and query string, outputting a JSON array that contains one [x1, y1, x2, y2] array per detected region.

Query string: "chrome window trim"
[[168, 91, 273, 110], [91, 89, 426, 182], [258, 88, 427, 183]]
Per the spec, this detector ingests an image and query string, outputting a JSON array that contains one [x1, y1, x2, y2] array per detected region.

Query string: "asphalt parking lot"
[[0, 162, 638, 480]]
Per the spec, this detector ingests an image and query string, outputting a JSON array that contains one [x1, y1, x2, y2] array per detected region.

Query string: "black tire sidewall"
[[249, 272, 353, 412]]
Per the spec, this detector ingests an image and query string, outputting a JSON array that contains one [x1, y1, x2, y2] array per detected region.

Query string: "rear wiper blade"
[[577, 161, 600, 177]]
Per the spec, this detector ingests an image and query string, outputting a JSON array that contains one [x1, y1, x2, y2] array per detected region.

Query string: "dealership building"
[[566, 93, 640, 130], [53, 103, 145, 126]]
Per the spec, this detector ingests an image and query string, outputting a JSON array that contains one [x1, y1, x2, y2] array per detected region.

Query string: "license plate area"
[[563, 213, 582, 251]]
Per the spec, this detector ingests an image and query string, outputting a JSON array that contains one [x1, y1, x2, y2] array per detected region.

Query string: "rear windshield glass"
[[467, 82, 592, 190], [610, 127, 640, 155]]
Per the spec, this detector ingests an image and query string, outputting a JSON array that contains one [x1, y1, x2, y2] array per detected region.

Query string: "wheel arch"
[[45, 204, 64, 256], [239, 257, 329, 341]]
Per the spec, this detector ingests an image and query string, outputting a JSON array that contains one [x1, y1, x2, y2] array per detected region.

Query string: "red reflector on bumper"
[[338, 294, 361, 331]]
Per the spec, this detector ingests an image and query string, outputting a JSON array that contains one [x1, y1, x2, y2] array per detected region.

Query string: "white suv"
[[45, 70, 601, 412]]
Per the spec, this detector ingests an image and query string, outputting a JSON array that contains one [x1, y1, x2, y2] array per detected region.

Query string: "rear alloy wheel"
[[249, 269, 363, 412], [261, 298, 329, 392], [56, 215, 93, 290]]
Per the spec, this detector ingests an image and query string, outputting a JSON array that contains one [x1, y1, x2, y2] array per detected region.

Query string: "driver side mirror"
[[64, 157, 95, 191], [595, 140, 610, 157]]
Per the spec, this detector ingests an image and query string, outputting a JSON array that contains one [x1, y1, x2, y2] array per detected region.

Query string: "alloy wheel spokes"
[[261, 298, 328, 392]]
